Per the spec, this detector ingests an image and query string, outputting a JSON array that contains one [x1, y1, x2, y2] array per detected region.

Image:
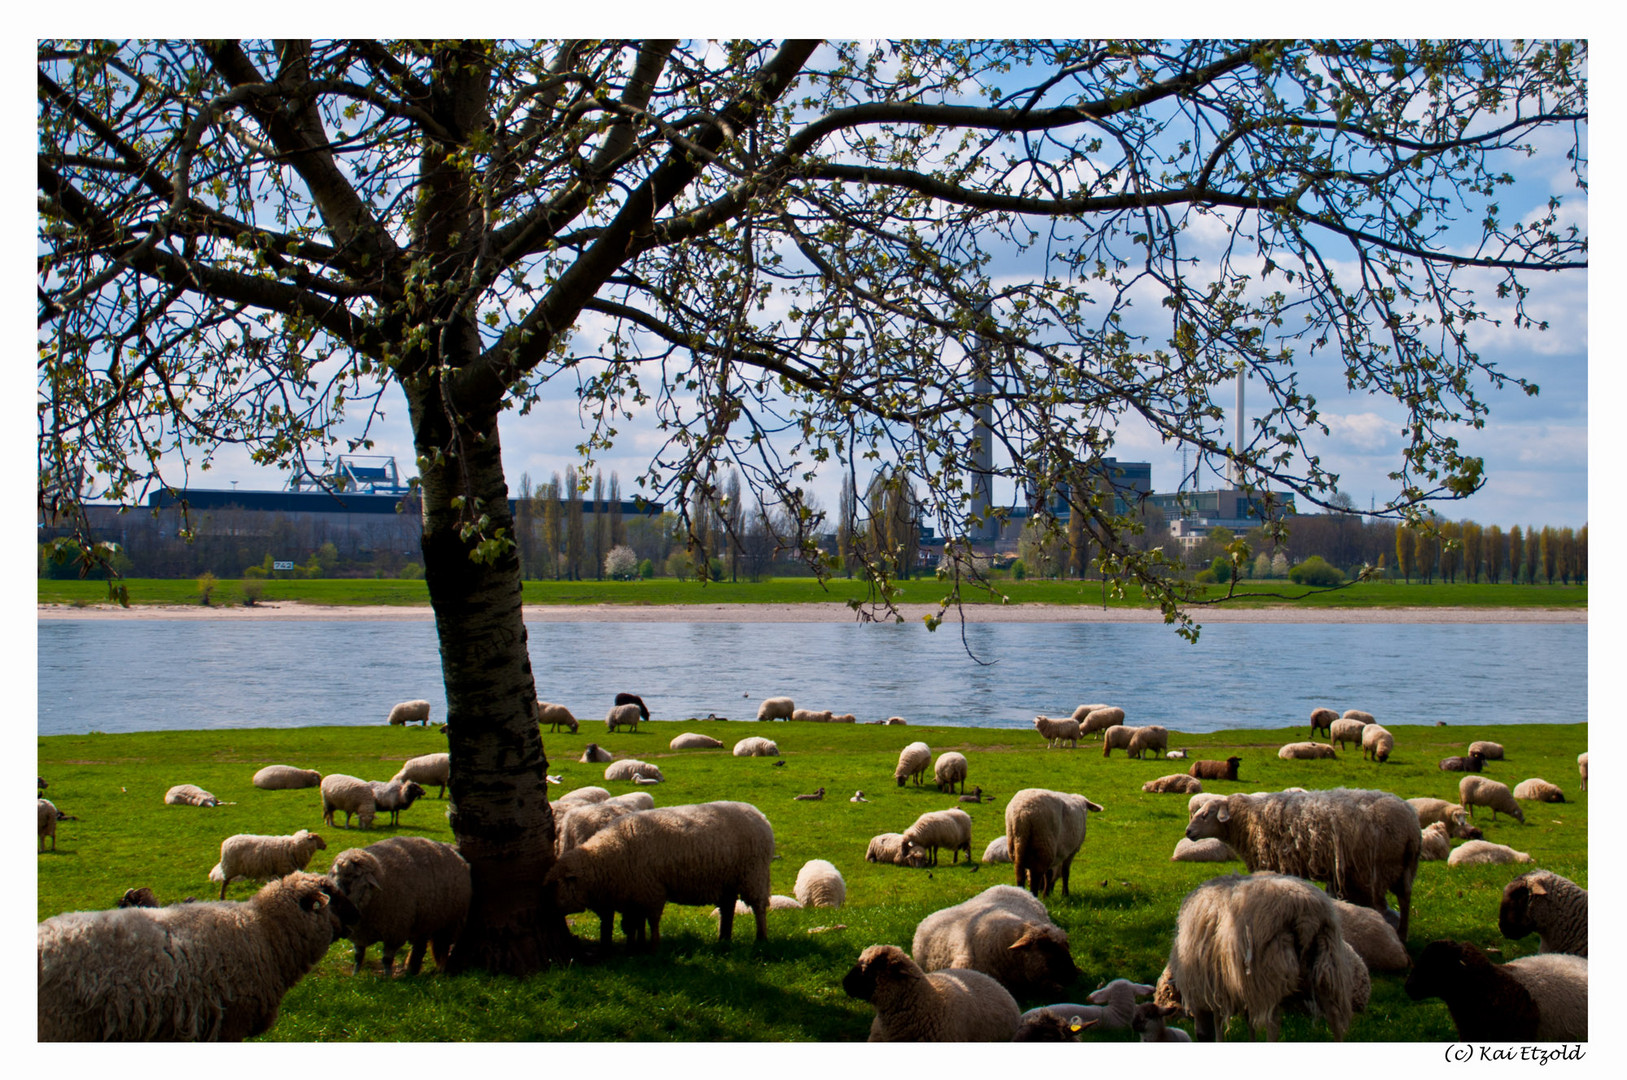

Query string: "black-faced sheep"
[[1458, 775, 1526, 823], [387, 699, 431, 726], [1404, 938, 1587, 1042], [1004, 787, 1103, 897], [392, 753, 451, 798], [756, 696, 794, 722], [1499, 869, 1588, 958], [794, 858, 846, 908], [1438, 750, 1487, 772], [164, 784, 222, 807], [209, 830, 329, 900], [843, 943, 1021, 1042], [792, 787, 825, 801], [1308, 707, 1339, 738], [368, 779, 427, 826], [867, 832, 930, 868], [894, 741, 932, 787], [934, 751, 969, 794], [251, 765, 322, 790], [117, 887, 160, 908], [911, 884, 1079, 997], [1512, 778, 1566, 803], [1189, 757, 1241, 782], [580, 743, 614, 764], [38, 871, 356, 1041], [1278, 742, 1337, 761], [1033, 715, 1081, 749], [902, 808, 973, 866], [326, 836, 471, 976]]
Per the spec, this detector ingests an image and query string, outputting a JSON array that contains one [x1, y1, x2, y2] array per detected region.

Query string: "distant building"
[[1149, 486, 1297, 550]]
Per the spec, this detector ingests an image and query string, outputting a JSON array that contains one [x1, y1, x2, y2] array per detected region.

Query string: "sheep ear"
[[1008, 927, 1040, 950], [1529, 879, 1547, 896], [299, 888, 330, 913], [1215, 806, 1231, 823]]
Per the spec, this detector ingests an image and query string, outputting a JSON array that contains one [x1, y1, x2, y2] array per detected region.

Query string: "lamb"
[[555, 801, 640, 855], [1171, 837, 1236, 862], [604, 759, 663, 783], [1361, 725, 1394, 764], [1406, 797, 1484, 840], [1513, 777, 1566, 803], [605, 791, 655, 811], [934, 751, 969, 794], [320, 774, 377, 829], [367, 779, 427, 826], [1144, 774, 1203, 794], [1446, 840, 1533, 866], [982, 836, 1011, 863], [911, 884, 1079, 997], [793, 787, 826, 801], [1127, 725, 1169, 759], [1331, 898, 1410, 973], [1499, 870, 1588, 958], [580, 743, 614, 764], [1185, 788, 1421, 938], [1329, 718, 1367, 750], [1578, 751, 1587, 793], [1079, 706, 1126, 737], [842, 943, 1021, 1042], [1012, 1010, 1090, 1041], [959, 786, 986, 803], [38, 798, 58, 851], [1023, 978, 1157, 1035], [1438, 750, 1487, 772], [733, 736, 780, 757], [1419, 822, 1452, 861], [605, 702, 642, 733], [1032, 714, 1081, 749], [794, 858, 846, 908], [1404, 938, 1587, 1042], [670, 732, 724, 750], [1132, 1001, 1191, 1042], [38, 871, 356, 1041], [208, 831, 328, 900], [902, 808, 974, 866], [1163, 871, 1363, 1041], [251, 765, 322, 790], [757, 696, 795, 722], [866, 832, 930, 868], [791, 708, 836, 723], [1308, 707, 1339, 738], [1004, 787, 1103, 897], [712, 895, 803, 917], [1165, 749, 1189, 759], [543, 800, 775, 948], [1467, 740, 1505, 760], [1458, 775, 1526, 823], [537, 702, 579, 734], [1278, 742, 1337, 761], [326, 836, 471, 976], [1100, 724, 1138, 756], [614, 692, 650, 723], [164, 784, 222, 807], [554, 785, 612, 807], [387, 699, 432, 726], [1188, 757, 1241, 782], [894, 741, 932, 787], [391, 753, 451, 799]]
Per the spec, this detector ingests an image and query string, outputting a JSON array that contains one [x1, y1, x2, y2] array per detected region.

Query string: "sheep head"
[[1185, 800, 1228, 842], [327, 849, 384, 912], [1008, 923, 1079, 993], [842, 944, 922, 1002]]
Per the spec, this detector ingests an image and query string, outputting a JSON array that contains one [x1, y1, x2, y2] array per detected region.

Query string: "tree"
[[37, 39, 1586, 973], [538, 473, 561, 581], [1461, 521, 1483, 584], [1438, 520, 1462, 583], [1484, 524, 1503, 584], [603, 543, 638, 580], [836, 473, 857, 579], [1508, 525, 1525, 584], [564, 465, 585, 582], [591, 471, 608, 580], [1539, 526, 1557, 585], [722, 470, 743, 582], [515, 473, 535, 579], [1525, 524, 1542, 586]]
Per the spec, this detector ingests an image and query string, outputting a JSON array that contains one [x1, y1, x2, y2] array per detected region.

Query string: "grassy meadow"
[[37, 717, 1587, 1042]]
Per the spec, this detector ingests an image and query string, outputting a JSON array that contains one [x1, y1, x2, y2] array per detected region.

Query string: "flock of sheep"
[[37, 693, 1588, 1043]]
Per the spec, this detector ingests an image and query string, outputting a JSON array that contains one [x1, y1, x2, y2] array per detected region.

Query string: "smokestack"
[[1230, 369, 1245, 486]]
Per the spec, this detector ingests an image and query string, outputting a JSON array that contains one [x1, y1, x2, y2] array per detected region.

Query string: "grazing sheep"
[[1127, 726, 1169, 759], [1144, 774, 1203, 794], [1447, 840, 1533, 866], [555, 802, 639, 855], [1419, 822, 1452, 861], [614, 692, 650, 722], [894, 741, 933, 787], [164, 784, 222, 807], [1032, 715, 1082, 749], [982, 835, 1011, 863], [606, 702, 642, 734], [794, 859, 846, 908], [1079, 706, 1126, 738], [1004, 788, 1103, 897], [1468, 740, 1505, 760], [791, 708, 835, 723], [326, 836, 471, 976], [38, 798, 58, 852], [1404, 939, 1587, 1042], [208, 831, 328, 900], [1171, 837, 1236, 862], [1499, 870, 1588, 958], [902, 808, 974, 867], [757, 696, 795, 722], [1341, 709, 1375, 725], [605, 791, 655, 810], [1069, 703, 1110, 722], [1438, 751, 1487, 772], [1100, 724, 1138, 756], [1361, 725, 1394, 764], [1406, 797, 1484, 841], [543, 800, 775, 948], [367, 779, 427, 826], [117, 887, 160, 908], [912, 884, 1078, 997], [934, 751, 969, 794], [793, 787, 826, 801], [38, 872, 356, 1041], [1132, 1001, 1192, 1042], [866, 832, 930, 868], [830, 713, 858, 724], [1578, 751, 1587, 793], [1188, 757, 1241, 782], [1459, 775, 1526, 823], [391, 753, 451, 799], [1331, 898, 1410, 973], [604, 759, 663, 783], [554, 785, 612, 807], [1308, 708, 1339, 738], [1185, 788, 1421, 939], [843, 943, 1021, 1042], [670, 732, 724, 750], [387, 699, 432, 726], [1329, 718, 1367, 750], [251, 765, 322, 790], [580, 743, 614, 763], [1513, 778, 1566, 803], [1164, 871, 1362, 1041], [732, 736, 780, 758], [1278, 742, 1338, 761], [320, 774, 377, 829], [537, 702, 579, 734]]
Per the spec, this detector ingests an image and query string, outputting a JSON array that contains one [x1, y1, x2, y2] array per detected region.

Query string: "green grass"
[[37, 719, 1587, 1041], [38, 575, 1588, 612]]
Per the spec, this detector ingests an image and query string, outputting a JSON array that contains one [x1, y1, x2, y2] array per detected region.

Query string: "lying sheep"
[[1447, 840, 1533, 866], [1459, 775, 1526, 823], [1100, 725, 1138, 756], [1079, 706, 1125, 737], [791, 708, 835, 723], [164, 784, 222, 807], [1419, 822, 1452, 861], [1132, 1001, 1191, 1042], [320, 774, 377, 829], [1361, 724, 1394, 764], [1023, 978, 1154, 1034], [982, 836, 1011, 863], [387, 699, 432, 726], [555, 801, 640, 855], [605, 702, 642, 734], [1145, 774, 1203, 795], [326, 836, 471, 976], [794, 859, 846, 908], [1512, 778, 1566, 803], [1005, 788, 1103, 897], [1499, 870, 1588, 958], [712, 895, 803, 917], [1278, 742, 1337, 761], [793, 787, 825, 801], [959, 786, 986, 803], [543, 800, 775, 948], [368, 779, 426, 826], [554, 785, 611, 807], [1467, 740, 1505, 760], [886, 716, 908, 725], [733, 736, 780, 758], [1331, 897, 1410, 973], [38, 798, 58, 851], [1165, 749, 1189, 760], [912, 884, 1078, 997], [902, 808, 973, 867], [1032, 715, 1081, 749], [934, 751, 969, 794], [209, 831, 328, 900], [894, 741, 932, 787], [38, 871, 356, 1041], [757, 696, 795, 722], [1127, 726, 1169, 759], [670, 732, 724, 750], [1012, 1010, 1090, 1041], [1188, 757, 1241, 782], [1406, 797, 1484, 841], [580, 743, 614, 764], [843, 943, 1021, 1042], [866, 832, 930, 868], [1308, 708, 1339, 738], [251, 765, 322, 790], [1578, 751, 1587, 793], [604, 759, 663, 783], [1329, 717, 1367, 749], [391, 753, 451, 799], [1438, 750, 1487, 772], [1171, 837, 1236, 862], [1404, 939, 1587, 1042], [537, 702, 579, 734]]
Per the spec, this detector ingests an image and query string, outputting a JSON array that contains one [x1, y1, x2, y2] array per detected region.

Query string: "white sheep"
[[38, 798, 59, 852], [712, 895, 803, 917], [536, 701, 579, 734], [894, 741, 932, 787], [1132, 1001, 1191, 1042], [251, 765, 322, 790], [1467, 740, 1505, 760], [391, 753, 451, 799], [164, 784, 222, 807], [1069, 703, 1110, 722], [1329, 717, 1367, 750], [1100, 724, 1138, 756], [1188, 791, 1225, 816], [554, 785, 612, 807], [1406, 797, 1484, 840], [1578, 751, 1587, 793], [732, 736, 780, 758], [794, 858, 846, 908], [1458, 775, 1526, 823], [1361, 724, 1394, 763], [1171, 837, 1236, 862], [1127, 726, 1169, 759], [757, 696, 795, 722], [1024, 978, 1155, 1034], [1512, 777, 1566, 803], [605, 702, 642, 733], [1499, 869, 1588, 957], [1341, 708, 1375, 725], [1404, 939, 1587, 1041], [1419, 822, 1452, 861], [791, 708, 835, 723], [842, 943, 1021, 1042], [37, 871, 355, 1041], [367, 779, 426, 826], [911, 884, 1078, 997], [1004, 788, 1103, 897], [1165, 749, 1189, 760], [1032, 715, 1081, 749], [933, 751, 969, 794], [580, 743, 614, 763], [1446, 839, 1533, 866], [605, 791, 655, 810], [982, 835, 1012, 863], [208, 830, 328, 899], [866, 832, 930, 868], [1331, 898, 1410, 973], [1277, 742, 1337, 760], [387, 699, 432, 726], [326, 835, 471, 976], [670, 732, 724, 750], [1144, 774, 1203, 794], [555, 801, 640, 855], [604, 759, 663, 783], [886, 716, 908, 725], [902, 808, 973, 866], [1079, 706, 1126, 737], [1308, 707, 1339, 737], [320, 774, 377, 829]]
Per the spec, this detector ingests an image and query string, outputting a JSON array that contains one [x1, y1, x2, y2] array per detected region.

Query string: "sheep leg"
[[219, 879, 229, 901], [596, 907, 615, 947], [752, 901, 768, 942], [352, 942, 368, 975], [1193, 1009, 1220, 1042], [648, 905, 663, 949], [380, 945, 399, 977], [405, 939, 428, 976], [717, 893, 737, 942]]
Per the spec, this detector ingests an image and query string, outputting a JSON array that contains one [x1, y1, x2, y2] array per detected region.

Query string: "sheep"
[[555, 801, 640, 855], [1144, 774, 1203, 794], [757, 696, 795, 722], [1069, 703, 1110, 722], [1132, 1002, 1191, 1042], [367, 779, 426, 826], [1171, 837, 1236, 862], [251, 765, 321, 790], [1447, 840, 1533, 866], [117, 887, 160, 908], [606, 702, 642, 733], [326, 836, 471, 976], [1438, 750, 1487, 772], [1404, 938, 1587, 1041], [1360, 724, 1394, 764], [614, 692, 650, 723], [670, 732, 724, 750], [605, 791, 655, 811], [37, 776, 47, 790], [1578, 751, 1588, 793], [387, 699, 432, 726], [959, 786, 986, 803], [1406, 797, 1484, 840], [1023, 978, 1156, 1035], [580, 743, 614, 764], [982, 835, 1011, 863], [37, 871, 356, 1041], [38, 797, 63, 852], [164, 784, 222, 807], [712, 895, 803, 917], [208, 831, 328, 899], [1185, 788, 1421, 939], [1308, 707, 1339, 738], [554, 785, 611, 807], [1100, 724, 1138, 756], [537, 702, 579, 734], [1499, 870, 1588, 958], [1127, 725, 1169, 759], [1188, 757, 1241, 782], [1163, 871, 1362, 1041], [1467, 740, 1505, 760], [1165, 749, 1189, 760], [1331, 897, 1410, 973], [842, 943, 1021, 1042], [1513, 777, 1566, 803], [1032, 714, 1081, 749], [1278, 742, 1337, 761], [543, 800, 775, 948], [830, 713, 858, 724], [1459, 775, 1526, 823], [793, 787, 826, 801], [1419, 822, 1452, 861], [933, 751, 968, 794], [1079, 706, 1126, 737], [794, 858, 846, 908], [886, 716, 908, 725], [1329, 717, 1367, 750], [902, 808, 974, 866], [604, 759, 663, 783], [866, 832, 930, 868], [1004, 787, 1103, 897], [851, 791, 869, 803], [732, 736, 780, 758], [1188, 791, 1225, 816], [894, 741, 932, 787], [911, 884, 1078, 997], [791, 708, 835, 723], [391, 753, 451, 799], [1012, 1010, 1090, 1041], [320, 774, 377, 829], [1341, 709, 1375, 725]]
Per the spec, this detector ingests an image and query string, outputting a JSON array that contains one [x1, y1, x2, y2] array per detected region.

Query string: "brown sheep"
[[1189, 757, 1241, 782]]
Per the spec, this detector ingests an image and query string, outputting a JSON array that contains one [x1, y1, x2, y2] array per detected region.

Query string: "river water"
[[36, 618, 1586, 737]]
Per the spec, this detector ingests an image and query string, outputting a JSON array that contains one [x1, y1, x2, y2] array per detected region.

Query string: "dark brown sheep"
[[1437, 751, 1486, 772], [1189, 757, 1241, 782]]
